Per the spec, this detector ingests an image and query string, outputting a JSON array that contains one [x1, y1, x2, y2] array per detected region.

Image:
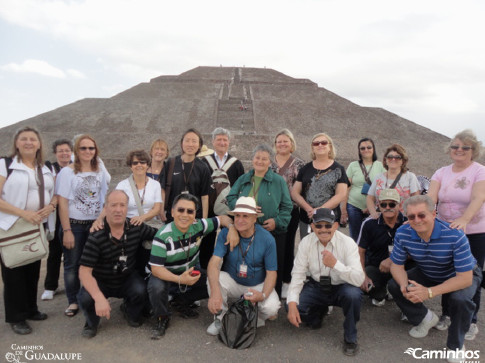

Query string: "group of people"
[[0, 125, 484, 361]]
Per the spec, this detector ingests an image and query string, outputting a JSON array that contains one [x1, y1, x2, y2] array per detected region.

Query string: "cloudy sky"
[[1, 0, 484, 142]]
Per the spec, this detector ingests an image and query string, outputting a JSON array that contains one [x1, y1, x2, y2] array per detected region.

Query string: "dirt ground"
[[1, 228, 484, 363]]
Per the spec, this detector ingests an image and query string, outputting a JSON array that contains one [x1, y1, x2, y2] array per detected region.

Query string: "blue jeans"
[[387, 266, 482, 350], [295, 279, 362, 343], [77, 272, 147, 329], [347, 203, 367, 242], [61, 222, 93, 305]]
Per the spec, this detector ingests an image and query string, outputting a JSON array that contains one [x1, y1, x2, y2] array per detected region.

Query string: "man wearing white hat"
[[206, 196, 281, 335]]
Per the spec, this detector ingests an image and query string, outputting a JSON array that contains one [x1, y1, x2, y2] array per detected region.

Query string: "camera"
[[190, 270, 200, 277], [319, 276, 332, 294], [114, 255, 128, 274]]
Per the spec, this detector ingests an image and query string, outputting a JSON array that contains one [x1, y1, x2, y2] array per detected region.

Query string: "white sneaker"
[[41, 290, 55, 300], [464, 323, 478, 341], [371, 298, 385, 307], [435, 315, 451, 331], [206, 319, 221, 336], [447, 345, 467, 363], [409, 311, 439, 338], [327, 306, 333, 315]]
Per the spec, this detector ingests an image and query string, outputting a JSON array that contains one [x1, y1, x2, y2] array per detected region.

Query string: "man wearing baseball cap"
[[287, 207, 364, 356], [206, 196, 281, 335], [357, 188, 407, 307]]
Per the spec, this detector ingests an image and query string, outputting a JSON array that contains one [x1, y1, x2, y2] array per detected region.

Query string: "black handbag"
[[219, 296, 258, 349]]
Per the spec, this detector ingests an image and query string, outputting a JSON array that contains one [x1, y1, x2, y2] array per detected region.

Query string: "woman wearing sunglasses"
[[341, 138, 385, 242], [56, 134, 110, 318], [427, 129, 485, 340], [291, 133, 349, 240], [366, 144, 420, 219]]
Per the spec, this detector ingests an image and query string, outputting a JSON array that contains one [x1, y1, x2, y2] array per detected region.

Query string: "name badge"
[[238, 263, 248, 278]]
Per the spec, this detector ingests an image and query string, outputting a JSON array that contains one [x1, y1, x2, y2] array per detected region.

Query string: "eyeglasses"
[[312, 140, 330, 147], [176, 207, 195, 215], [380, 202, 397, 208], [360, 146, 373, 151], [407, 213, 427, 221], [386, 155, 402, 160], [132, 161, 147, 166], [79, 146, 96, 151], [313, 223, 333, 229], [450, 145, 472, 151]]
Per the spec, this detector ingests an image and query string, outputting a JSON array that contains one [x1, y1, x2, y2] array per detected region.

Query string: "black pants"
[[282, 207, 300, 283], [44, 226, 63, 291], [1, 259, 41, 323], [77, 272, 147, 329], [273, 232, 286, 298], [198, 229, 216, 270]]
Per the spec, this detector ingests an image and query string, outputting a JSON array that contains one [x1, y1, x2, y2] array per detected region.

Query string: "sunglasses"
[[359, 146, 373, 151], [79, 146, 96, 151], [386, 155, 402, 160], [312, 140, 330, 147], [176, 207, 195, 215], [407, 213, 427, 221], [450, 145, 472, 151], [380, 202, 397, 208], [313, 223, 333, 229], [132, 161, 147, 166]]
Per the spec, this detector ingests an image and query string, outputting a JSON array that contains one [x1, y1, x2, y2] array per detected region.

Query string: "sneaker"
[[81, 323, 97, 339], [206, 319, 221, 336], [465, 323, 478, 341], [401, 313, 409, 323], [409, 311, 439, 338], [371, 298, 385, 307], [41, 290, 55, 301], [327, 306, 333, 315], [177, 305, 199, 319], [447, 345, 466, 363], [151, 317, 169, 340], [435, 315, 451, 331], [192, 300, 201, 307]]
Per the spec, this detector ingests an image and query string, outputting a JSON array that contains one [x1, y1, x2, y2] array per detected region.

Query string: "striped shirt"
[[149, 217, 219, 274], [390, 218, 476, 283], [80, 219, 158, 289]]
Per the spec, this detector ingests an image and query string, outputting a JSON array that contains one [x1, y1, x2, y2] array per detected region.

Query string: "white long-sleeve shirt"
[[287, 230, 365, 305]]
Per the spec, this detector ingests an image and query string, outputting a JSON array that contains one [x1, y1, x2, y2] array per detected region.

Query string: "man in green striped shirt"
[[148, 193, 232, 340]]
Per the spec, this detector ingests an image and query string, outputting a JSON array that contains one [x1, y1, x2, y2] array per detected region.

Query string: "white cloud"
[[1, 59, 66, 78]]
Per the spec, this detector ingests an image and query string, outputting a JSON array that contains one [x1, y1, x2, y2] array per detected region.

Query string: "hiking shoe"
[[11, 321, 32, 335], [206, 319, 221, 336], [41, 290, 55, 300], [435, 315, 451, 331], [465, 323, 478, 341], [409, 311, 439, 338], [81, 323, 97, 338], [371, 298, 385, 307], [151, 317, 169, 340]]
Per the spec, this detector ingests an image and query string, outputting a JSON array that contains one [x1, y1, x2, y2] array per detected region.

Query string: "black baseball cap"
[[312, 208, 336, 224]]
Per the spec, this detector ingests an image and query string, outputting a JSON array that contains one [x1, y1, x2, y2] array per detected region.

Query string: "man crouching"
[[148, 193, 232, 339], [286, 208, 364, 356], [206, 196, 281, 335]]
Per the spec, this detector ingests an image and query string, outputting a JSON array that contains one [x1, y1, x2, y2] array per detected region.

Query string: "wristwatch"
[[428, 288, 433, 299]]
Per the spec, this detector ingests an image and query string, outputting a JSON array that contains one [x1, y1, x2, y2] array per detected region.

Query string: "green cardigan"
[[227, 168, 293, 235]]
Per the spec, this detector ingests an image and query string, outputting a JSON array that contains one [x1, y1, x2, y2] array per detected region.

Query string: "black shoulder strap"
[[4, 157, 13, 179]]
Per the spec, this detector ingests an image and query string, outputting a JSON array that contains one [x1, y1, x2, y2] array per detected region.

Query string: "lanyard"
[[181, 159, 195, 192], [181, 234, 192, 264], [110, 232, 127, 256], [238, 234, 255, 264]]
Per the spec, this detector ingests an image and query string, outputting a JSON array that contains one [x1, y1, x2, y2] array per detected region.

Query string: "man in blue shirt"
[[206, 196, 281, 335], [388, 195, 482, 360]]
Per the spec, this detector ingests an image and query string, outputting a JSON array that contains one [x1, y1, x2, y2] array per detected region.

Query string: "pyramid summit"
[[0, 66, 451, 179]]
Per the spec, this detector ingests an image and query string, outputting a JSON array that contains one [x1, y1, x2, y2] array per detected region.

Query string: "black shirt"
[[160, 155, 211, 220], [80, 219, 158, 289], [296, 160, 348, 223], [357, 213, 405, 268]]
